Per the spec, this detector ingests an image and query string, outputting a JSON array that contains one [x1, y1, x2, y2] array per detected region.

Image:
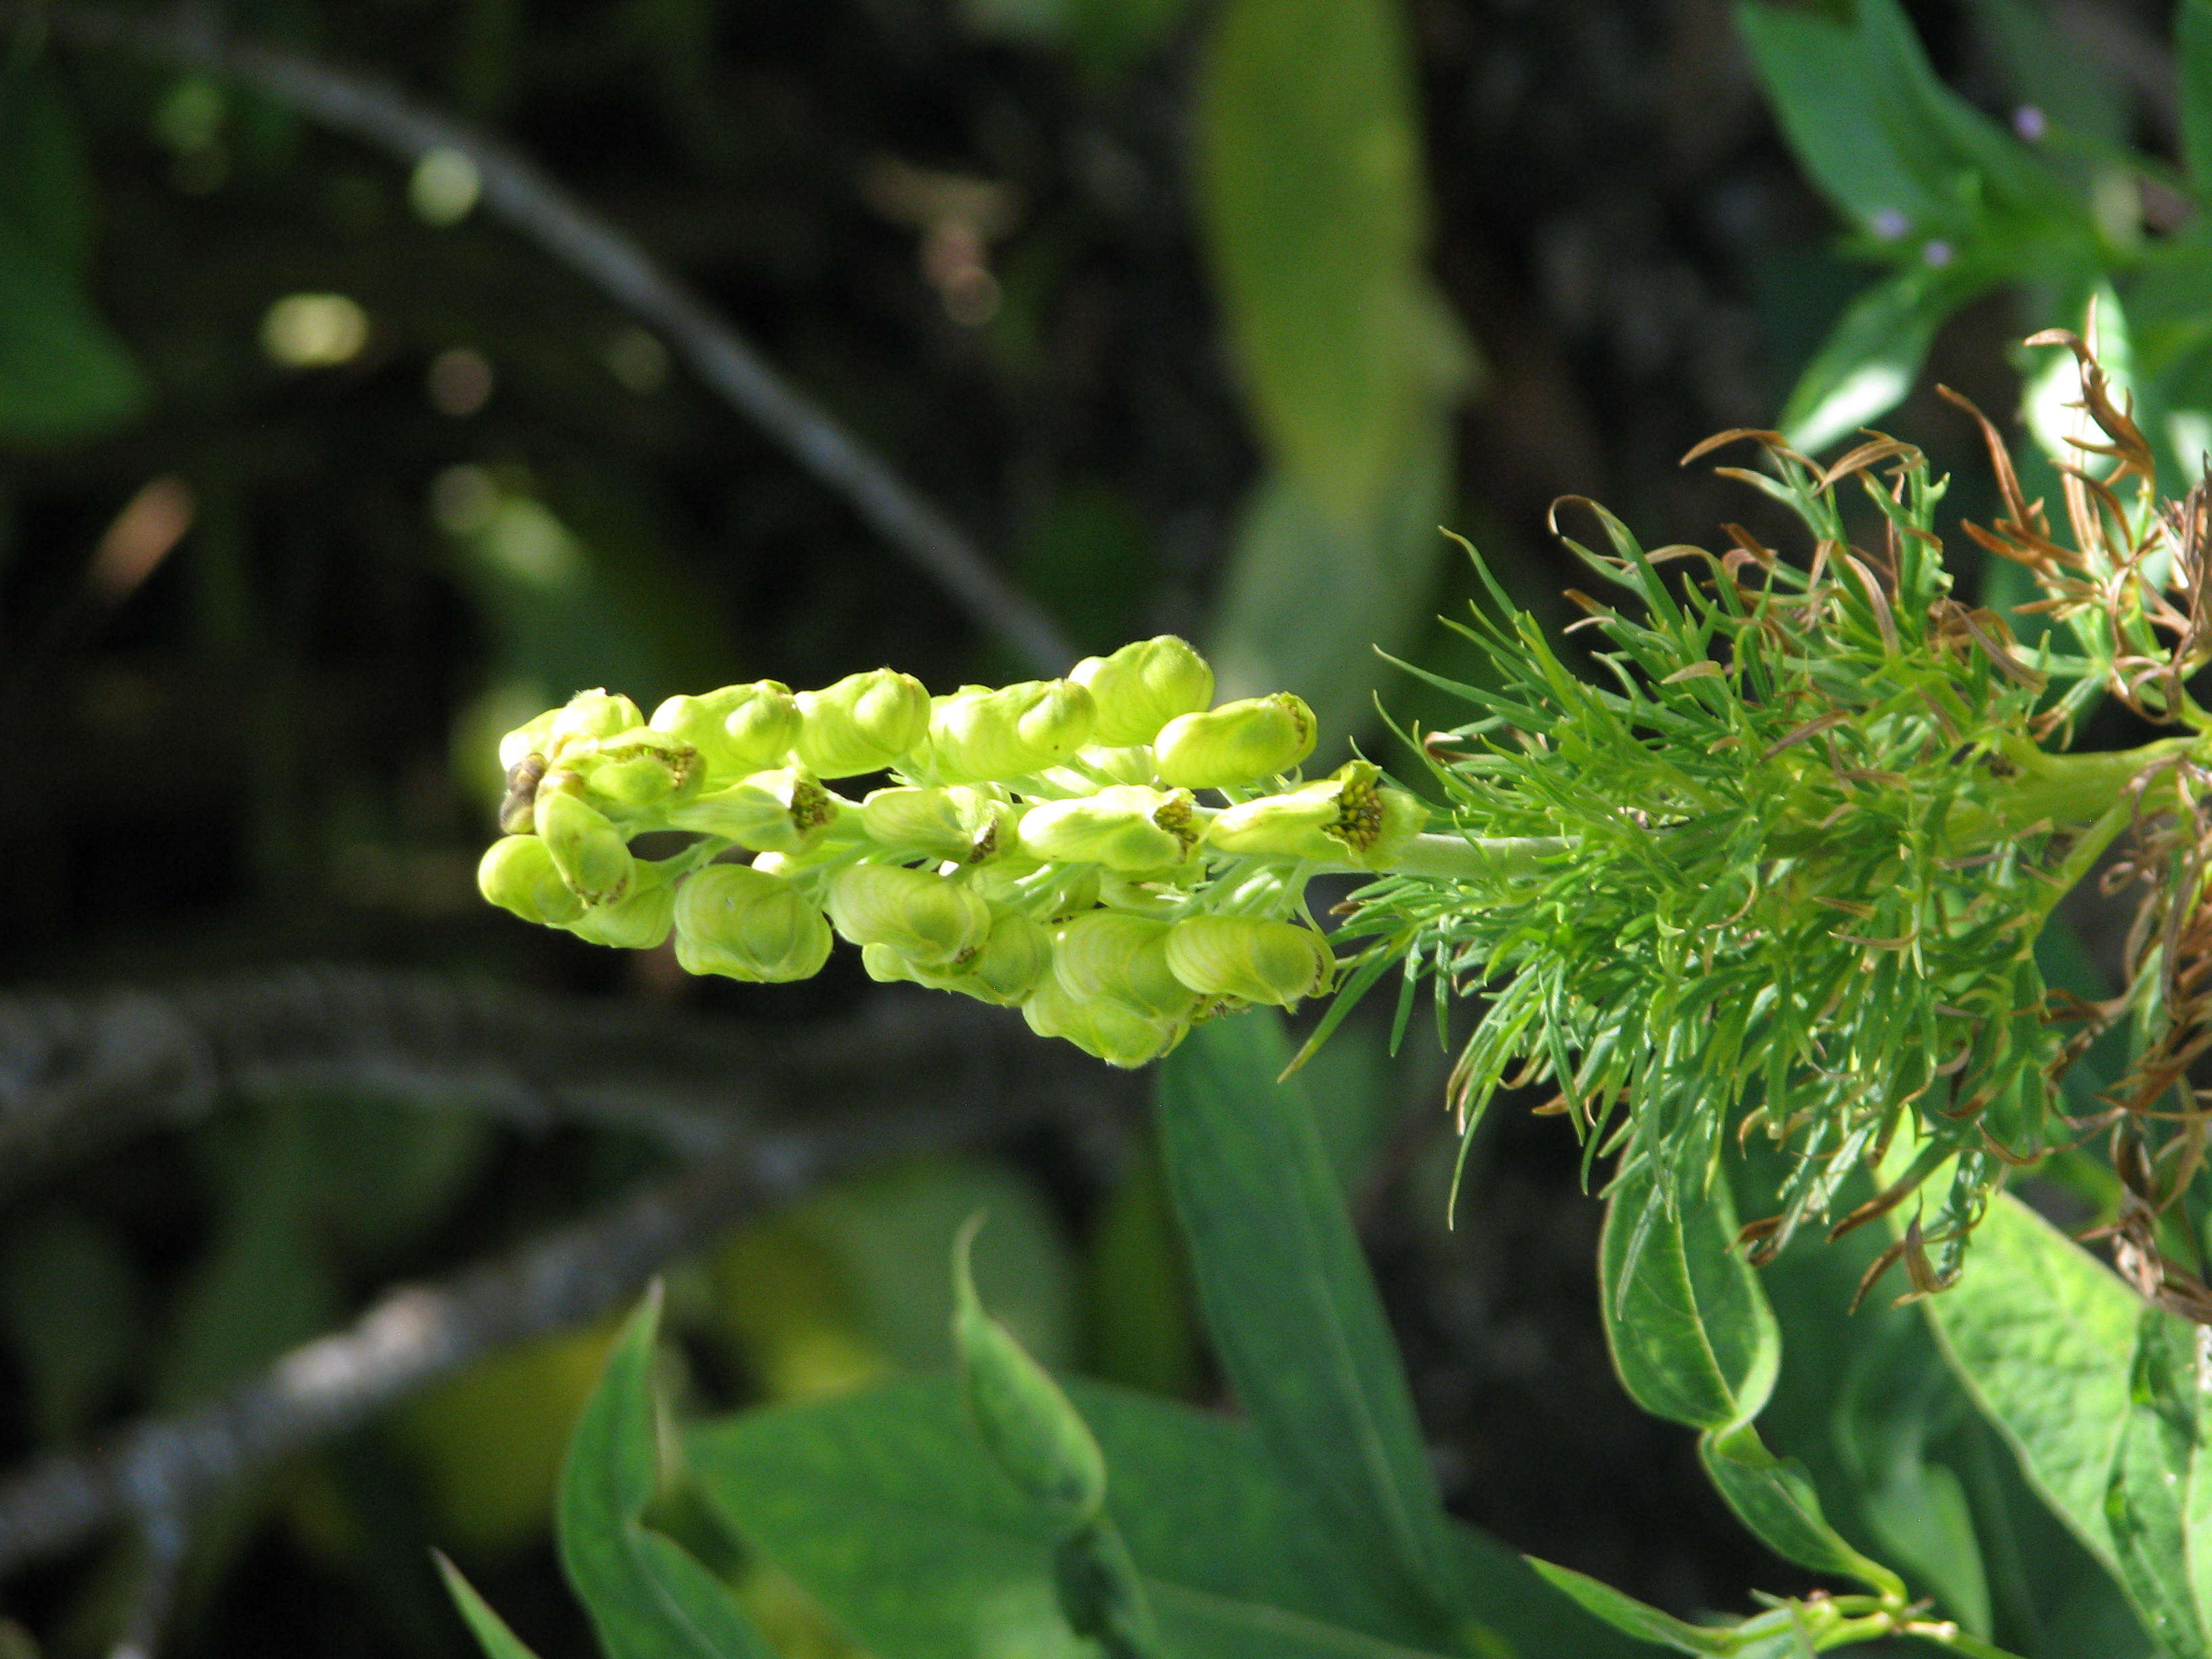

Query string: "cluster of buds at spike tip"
[[479, 642, 1434, 1068]]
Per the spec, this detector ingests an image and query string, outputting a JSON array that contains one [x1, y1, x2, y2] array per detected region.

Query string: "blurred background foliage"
[[0, 0, 2192, 1654]]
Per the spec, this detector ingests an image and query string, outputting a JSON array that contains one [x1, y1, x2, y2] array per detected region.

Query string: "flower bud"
[[1015, 787, 1196, 872], [651, 682, 802, 777], [793, 669, 930, 777], [859, 785, 1009, 863], [1022, 975, 1186, 1069], [1163, 916, 1334, 1006], [533, 785, 633, 905], [1154, 693, 1315, 789], [953, 1218, 1107, 1532], [565, 729, 704, 817], [668, 768, 837, 852], [565, 866, 676, 949], [966, 909, 1053, 1004], [1052, 910, 1197, 1020], [926, 680, 1096, 783], [826, 863, 990, 966], [674, 865, 834, 983], [1204, 760, 1427, 866], [497, 709, 560, 774], [477, 834, 585, 926], [546, 689, 644, 755], [1071, 636, 1214, 745]]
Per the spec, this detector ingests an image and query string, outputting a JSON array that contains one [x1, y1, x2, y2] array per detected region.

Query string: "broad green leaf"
[[1153, 1012, 1458, 1626], [688, 1375, 1644, 1659], [2106, 1309, 2211, 1659], [1603, 1157, 1900, 1595], [557, 1288, 775, 1659], [1736, 0, 2062, 239], [0, 73, 96, 272], [1599, 1153, 1776, 1431], [0, 234, 148, 447], [2183, 0, 2212, 199], [1208, 416, 1455, 746], [1196, 0, 1473, 516], [437, 1553, 548, 1659], [1780, 266, 1988, 453], [1918, 1191, 2139, 1575]]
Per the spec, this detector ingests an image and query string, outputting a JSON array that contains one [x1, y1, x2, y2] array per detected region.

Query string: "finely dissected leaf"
[[1195, 0, 1473, 516], [2106, 1309, 2212, 1659], [436, 1553, 549, 1659], [1780, 266, 1986, 453], [687, 1375, 1644, 1659], [556, 1287, 775, 1659], [1918, 1191, 2139, 1576], [1153, 1013, 1460, 1627]]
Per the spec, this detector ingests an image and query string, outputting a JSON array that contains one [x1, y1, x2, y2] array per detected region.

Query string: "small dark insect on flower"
[[499, 752, 548, 835]]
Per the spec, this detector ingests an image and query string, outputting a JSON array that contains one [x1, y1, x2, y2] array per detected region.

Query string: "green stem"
[[1357, 832, 1568, 885]]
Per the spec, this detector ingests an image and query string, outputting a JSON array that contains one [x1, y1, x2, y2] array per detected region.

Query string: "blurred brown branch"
[[18, 0, 1076, 676], [0, 965, 1131, 1192], [0, 1087, 1057, 1578]]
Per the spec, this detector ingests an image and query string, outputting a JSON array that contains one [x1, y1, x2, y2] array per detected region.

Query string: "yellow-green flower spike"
[[650, 681, 802, 777], [793, 668, 930, 777], [477, 834, 586, 926], [1163, 916, 1334, 1006], [1205, 760, 1427, 866], [533, 785, 633, 906], [966, 909, 1053, 1004], [674, 865, 834, 983], [1154, 693, 1316, 789], [562, 729, 704, 817], [544, 689, 644, 755], [925, 680, 1096, 783], [1052, 911, 1198, 1020], [1015, 786, 1196, 871], [826, 863, 991, 966], [668, 769, 836, 852], [1071, 636, 1214, 745]]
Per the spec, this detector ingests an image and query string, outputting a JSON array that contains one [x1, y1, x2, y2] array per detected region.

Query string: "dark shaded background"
[[0, 1, 2174, 1653]]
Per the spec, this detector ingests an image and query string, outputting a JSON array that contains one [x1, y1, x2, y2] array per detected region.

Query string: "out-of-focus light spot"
[[2013, 105, 2047, 142], [262, 293, 371, 368], [605, 327, 670, 394], [409, 149, 483, 226], [87, 476, 196, 603], [860, 154, 1017, 331], [481, 499, 586, 590], [1922, 239, 1954, 268], [427, 348, 495, 416], [153, 78, 225, 153], [923, 222, 1002, 327], [2171, 413, 2212, 476], [1868, 207, 1908, 241], [431, 466, 499, 535]]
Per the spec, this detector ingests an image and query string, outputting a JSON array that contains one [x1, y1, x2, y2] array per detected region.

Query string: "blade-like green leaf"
[[1195, 0, 1473, 516], [557, 1286, 775, 1659], [1698, 1421, 1897, 1591], [2106, 1308, 2211, 1659], [1153, 1012, 1458, 1627], [1522, 1559, 1746, 1655], [436, 1553, 549, 1659], [0, 234, 148, 448], [1779, 266, 1988, 454], [1917, 1191, 2139, 1576], [1208, 417, 1455, 747], [2182, 0, 2212, 199], [687, 1374, 1646, 1659]]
